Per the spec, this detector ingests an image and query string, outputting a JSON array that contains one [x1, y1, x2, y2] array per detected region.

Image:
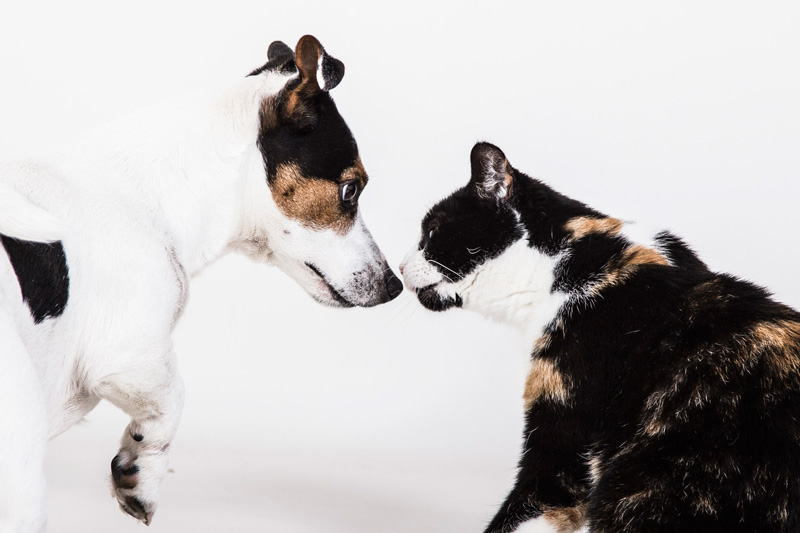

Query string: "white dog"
[[0, 35, 402, 531]]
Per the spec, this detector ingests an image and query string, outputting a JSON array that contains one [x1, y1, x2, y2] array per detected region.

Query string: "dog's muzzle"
[[305, 262, 402, 307]]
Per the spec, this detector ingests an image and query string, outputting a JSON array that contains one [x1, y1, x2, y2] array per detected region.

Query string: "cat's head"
[[400, 142, 648, 329]]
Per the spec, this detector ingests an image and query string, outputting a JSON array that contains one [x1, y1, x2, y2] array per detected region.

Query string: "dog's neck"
[[117, 72, 293, 277]]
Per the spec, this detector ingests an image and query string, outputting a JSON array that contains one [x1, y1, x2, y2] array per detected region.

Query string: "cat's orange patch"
[[615, 489, 657, 519], [523, 358, 570, 409], [564, 216, 624, 240], [543, 505, 586, 532], [749, 320, 800, 378], [533, 333, 552, 354], [593, 244, 670, 294]]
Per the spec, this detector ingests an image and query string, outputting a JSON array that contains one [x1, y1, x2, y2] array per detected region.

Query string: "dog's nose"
[[385, 271, 403, 300]]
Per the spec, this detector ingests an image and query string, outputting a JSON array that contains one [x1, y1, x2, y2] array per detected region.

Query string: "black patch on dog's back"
[[1, 235, 69, 323]]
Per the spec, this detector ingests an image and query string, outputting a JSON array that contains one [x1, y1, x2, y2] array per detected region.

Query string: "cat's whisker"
[[427, 259, 463, 281]]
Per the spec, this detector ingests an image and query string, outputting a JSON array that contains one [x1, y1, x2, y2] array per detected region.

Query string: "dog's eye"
[[428, 226, 437, 240], [340, 181, 360, 207]]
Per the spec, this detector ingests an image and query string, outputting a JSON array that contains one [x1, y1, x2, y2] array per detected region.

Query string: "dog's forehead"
[[261, 93, 361, 182], [259, 99, 367, 233]]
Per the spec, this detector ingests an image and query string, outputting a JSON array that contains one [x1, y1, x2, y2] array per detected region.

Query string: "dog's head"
[[243, 36, 401, 308]]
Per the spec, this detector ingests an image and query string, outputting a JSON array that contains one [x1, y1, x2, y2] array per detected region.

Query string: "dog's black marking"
[[249, 38, 359, 185], [1, 235, 69, 324], [414, 142, 800, 532], [320, 52, 345, 90], [248, 40, 297, 77], [259, 89, 359, 184]]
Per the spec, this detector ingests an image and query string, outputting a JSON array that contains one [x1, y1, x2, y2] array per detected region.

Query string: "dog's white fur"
[[0, 56, 389, 530]]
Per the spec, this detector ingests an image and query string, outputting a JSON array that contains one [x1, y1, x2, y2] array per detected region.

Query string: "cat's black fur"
[[411, 142, 800, 532]]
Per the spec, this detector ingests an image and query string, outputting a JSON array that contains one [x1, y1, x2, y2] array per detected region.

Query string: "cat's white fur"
[[401, 236, 568, 349]]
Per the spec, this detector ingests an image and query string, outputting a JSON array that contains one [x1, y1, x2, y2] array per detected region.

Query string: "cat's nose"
[[398, 261, 405, 275]]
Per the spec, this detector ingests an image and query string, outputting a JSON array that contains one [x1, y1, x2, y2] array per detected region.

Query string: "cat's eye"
[[340, 180, 360, 207]]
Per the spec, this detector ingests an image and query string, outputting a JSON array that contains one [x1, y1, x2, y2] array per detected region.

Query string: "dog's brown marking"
[[341, 158, 368, 185], [565, 216, 624, 241], [523, 358, 570, 409], [543, 505, 586, 532], [279, 35, 325, 125], [749, 320, 800, 378], [295, 35, 323, 89], [270, 161, 365, 234]]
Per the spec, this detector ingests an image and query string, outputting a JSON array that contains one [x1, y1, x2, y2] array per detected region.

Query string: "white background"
[[1, 2, 799, 532]]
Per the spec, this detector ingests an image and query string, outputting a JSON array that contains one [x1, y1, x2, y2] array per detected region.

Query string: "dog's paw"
[[110, 443, 168, 526]]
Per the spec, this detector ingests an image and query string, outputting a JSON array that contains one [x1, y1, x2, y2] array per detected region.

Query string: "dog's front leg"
[[94, 346, 185, 525]]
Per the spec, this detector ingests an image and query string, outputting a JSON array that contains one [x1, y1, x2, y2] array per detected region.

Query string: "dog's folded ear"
[[280, 35, 345, 133], [294, 35, 345, 92], [267, 40, 294, 63], [470, 142, 514, 202]]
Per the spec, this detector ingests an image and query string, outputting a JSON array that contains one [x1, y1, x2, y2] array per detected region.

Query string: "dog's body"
[[401, 142, 800, 532], [0, 36, 400, 531]]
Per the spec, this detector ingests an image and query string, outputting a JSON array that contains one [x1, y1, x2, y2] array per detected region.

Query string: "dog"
[[0, 35, 402, 531], [400, 142, 800, 532]]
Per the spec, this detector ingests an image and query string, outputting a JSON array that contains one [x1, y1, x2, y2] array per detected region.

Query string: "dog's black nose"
[[385, 272, 403, 300]]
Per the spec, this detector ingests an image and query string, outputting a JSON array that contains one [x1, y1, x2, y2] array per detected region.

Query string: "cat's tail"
[[0, 182, 66, 243]]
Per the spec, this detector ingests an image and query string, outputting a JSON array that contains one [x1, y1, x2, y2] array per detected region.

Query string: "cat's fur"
[[400, 142, 800, 532]]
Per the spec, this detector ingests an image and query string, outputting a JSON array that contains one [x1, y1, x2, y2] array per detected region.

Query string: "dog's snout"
[[385, 270, 403, 301]]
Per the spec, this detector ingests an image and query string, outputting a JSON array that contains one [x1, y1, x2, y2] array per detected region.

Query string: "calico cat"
[[400, 142, 800, 532]]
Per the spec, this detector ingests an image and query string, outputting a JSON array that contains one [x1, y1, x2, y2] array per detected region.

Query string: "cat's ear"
[[470, 142, 514, 201]]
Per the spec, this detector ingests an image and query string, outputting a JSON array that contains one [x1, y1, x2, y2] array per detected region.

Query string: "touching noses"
[[385, 268, 403, 301]]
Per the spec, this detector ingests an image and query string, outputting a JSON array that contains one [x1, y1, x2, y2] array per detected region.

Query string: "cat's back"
[[597, 271, 800, 530]]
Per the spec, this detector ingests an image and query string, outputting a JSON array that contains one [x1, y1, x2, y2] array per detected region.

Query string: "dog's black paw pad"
[[111, 454, 140, 489]]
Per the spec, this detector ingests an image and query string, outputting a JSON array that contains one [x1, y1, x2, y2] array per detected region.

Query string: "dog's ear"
[[295, 35, 345, 92], [281, 35, 345, 132], [470, 142, 514, 201], [247, 40, 296, 77], [267, 40, 294, 63]]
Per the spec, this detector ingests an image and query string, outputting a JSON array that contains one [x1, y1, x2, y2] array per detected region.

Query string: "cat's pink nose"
[[398, 261, 405, 275]]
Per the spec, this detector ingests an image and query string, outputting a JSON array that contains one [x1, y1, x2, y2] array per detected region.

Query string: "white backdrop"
[[1, 2, 799, 532]]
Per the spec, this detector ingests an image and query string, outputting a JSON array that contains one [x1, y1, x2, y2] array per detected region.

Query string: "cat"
[[400, 142, 800, 532]]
